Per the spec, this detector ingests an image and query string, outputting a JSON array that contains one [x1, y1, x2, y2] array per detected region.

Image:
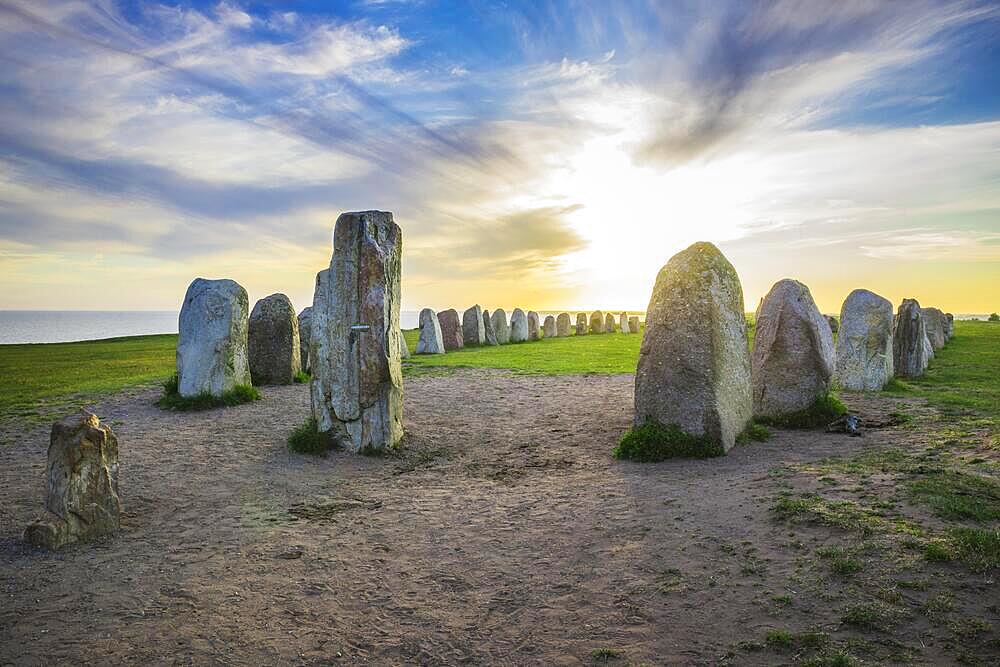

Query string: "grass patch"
[[156, 374, 260, 411], [947, 527, 1000, 572], [765, 629, 794, 648], [907, 470, 1000, 521], [589, 647, 623, 663], [771, 494, 890, 536], [841, 601, 909, 632], [293, 370, 311, 384], [613, 418, 725, 461], [737, 421, 772, 444], [287, 417, 338, 456], [757, 392, 847, 429]]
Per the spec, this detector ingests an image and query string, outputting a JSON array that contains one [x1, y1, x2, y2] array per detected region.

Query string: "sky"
[[1, 0, 999, 315]]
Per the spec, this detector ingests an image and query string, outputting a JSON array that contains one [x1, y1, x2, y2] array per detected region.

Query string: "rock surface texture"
[[248, 293, 301, 385], [576, 313, 588, 335], [309, 210, 403, 453], [510, 309, 529, 343], [590, 311, 605, 334], [24, 412, 122, 550], [491, 309, 510, 345], [463, 305, 486, 347], [298, 307, 313, 373], [437, 309, 464, 351], [922, 307, 947, 350], [416, 308, 445, 354], [482, 310, 499, 346], [751, 279, 835, 419], [825, 315, 839, 334], [634, 242, 751, 452], [835, 289, 894, 391], [176, 277, 251, 398], [543, 315, 556, 338], [556, 313, 571, 337], [893, 299, 931, 379], [527, 311, 540, 340]]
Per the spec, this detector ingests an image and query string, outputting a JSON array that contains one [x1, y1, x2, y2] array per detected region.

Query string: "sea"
[[0, 310, 990, 345]]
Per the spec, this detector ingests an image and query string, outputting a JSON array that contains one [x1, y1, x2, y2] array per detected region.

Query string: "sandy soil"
[[0, 370, 995, 665]]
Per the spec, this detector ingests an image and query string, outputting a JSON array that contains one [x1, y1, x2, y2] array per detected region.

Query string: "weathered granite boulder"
[[751, 279, 835, 419], [24, 412, 121, 550], [576, 313, 588, 335], [945, 313, 954, 340], [825, 315, 839, 334], [463, 304, 486, 347], [298, 307, 313, 373], [835, 289, 894, 391], [619, 312, 630, 334], [491, 309, 510, 344], [249, 293, 301, 385], [893, 299, 931, 378], [438, 309, 464, 351], [590, 311, 605, 334], [922, 307, 947, 350], [309, 211, 403, 453], [634, 242, 751, 452], [556, 313, 571, 336], [527, 311, 541, 340], [483, 310, 499, 346], [510, 308, 529, 342], [629, 316, 640, 333], [543, 315, 556, 338], [416, 308, 445, 354], [176, 278, 251, 397]]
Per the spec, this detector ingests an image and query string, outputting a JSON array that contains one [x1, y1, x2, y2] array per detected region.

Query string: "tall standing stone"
[[483, 310, 500, 346], [835, 289, 894, 391], [298, 307, 313, 373], [751, 279, 835, 419], [510, 308, 529, 342], [438, 309, 464, 351], [416, 308, 445, 354], [400, 335, 410, 359], [619, 312, 630, 334], [249, 293, 301, 385], [634, 242, 751, 451], [922, 307, 947, 350], [629, 316, 640, 333], [310, 211, 402, 453], [590, 311, 605, 334], [605, 312, 616, 333], [527, 311, 541, 340], [23, 412, 121, 550], [556, 313, 571, 336], [576, 313, 588, 335], [893, 298, 931, 378], [463, 304, 486, 347], [176, 277, 251, 398], [945, 313, 954, 340], [491, 309, 510, 344], [543, 315, 557, 338]]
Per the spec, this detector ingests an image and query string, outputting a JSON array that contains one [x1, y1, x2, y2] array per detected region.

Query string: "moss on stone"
[[757, 392, 847, 429], [614, 418, 725, 461], [156, 374, 260, 411]]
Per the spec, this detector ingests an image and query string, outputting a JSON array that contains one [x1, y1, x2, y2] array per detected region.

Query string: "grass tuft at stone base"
[[287, 417, 338, 456], [614, 419, 725, 461], [156, 375, 260, 411], [757, 392, 847, 429]]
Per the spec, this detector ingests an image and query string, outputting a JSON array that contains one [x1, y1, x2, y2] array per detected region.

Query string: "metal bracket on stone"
[[826, 414, 862, 437], [350, 324, 370, 342]]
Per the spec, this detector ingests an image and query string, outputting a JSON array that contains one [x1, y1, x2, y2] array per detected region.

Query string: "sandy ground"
[[0, 370, 995, 665]]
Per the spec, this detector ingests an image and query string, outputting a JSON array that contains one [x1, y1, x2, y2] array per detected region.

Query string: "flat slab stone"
[[438, 309, 464, 351], [463, 304, 486, 346], [483, 309, 499, 346], [416, 308, 445, 354]]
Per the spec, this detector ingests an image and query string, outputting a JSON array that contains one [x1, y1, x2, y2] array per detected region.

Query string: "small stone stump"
[[543, 315, 556, 338], [249, 293, 301, 385], [510, 308, 529, 342], [576, 313, 588, 335], [527, 311, 541, 340], [491, 309, 510, 344], [416, 308, 445, 354], [463, 304, 486, 346], [590, 311, 604, 334], [24, 412, 122, 550], [176, 277, 251, 397], [556, 313, 571, 337], [438, 309, 464, 351]]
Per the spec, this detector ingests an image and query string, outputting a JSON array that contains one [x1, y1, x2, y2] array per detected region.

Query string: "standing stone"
[[24, 412, 121, 550], [835, 289, 894, 391], [629, 316, 640, 333], [619, 312, 630, 334], [893, 299, 931, 378], [825, 315, 839, 334], [483, 310, 499, 346], [310, 211, 402, 453], [605, 312, 616, 333], [491, 309, 510, 344], [527, 311, 541, 340], [298, 307, 313, 373], [922, 307, 947, 350], [438, 309, 464, 351], [510, 308, 529, 342], [543, 315, 557, 338], [751, 279, 835, 419], [400, 335, 410, 359], [945, 313, 954, 340], [416, 308, 445, 354], [463, 304, 486, 347], [576, 313, 589, 335], [634, 242, 751, 452], [249, 293, 301, 385], [176, 278, 251, 398], [556, 313, 571, 336], [590, 311, 605, 334]]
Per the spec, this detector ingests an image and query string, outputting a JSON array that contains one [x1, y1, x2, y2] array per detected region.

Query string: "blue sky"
[[1, 0, 998, 312]]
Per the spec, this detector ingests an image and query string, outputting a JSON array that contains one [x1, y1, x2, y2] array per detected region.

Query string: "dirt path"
[[0, 370, 993, 665]]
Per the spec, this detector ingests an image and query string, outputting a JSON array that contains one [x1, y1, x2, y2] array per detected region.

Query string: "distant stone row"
[[414, 307, 640, 354], [634, 242, 955, 454]]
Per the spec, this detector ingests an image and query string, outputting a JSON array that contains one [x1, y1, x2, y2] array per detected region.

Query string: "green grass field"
[[0, 321, 996, 427]]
